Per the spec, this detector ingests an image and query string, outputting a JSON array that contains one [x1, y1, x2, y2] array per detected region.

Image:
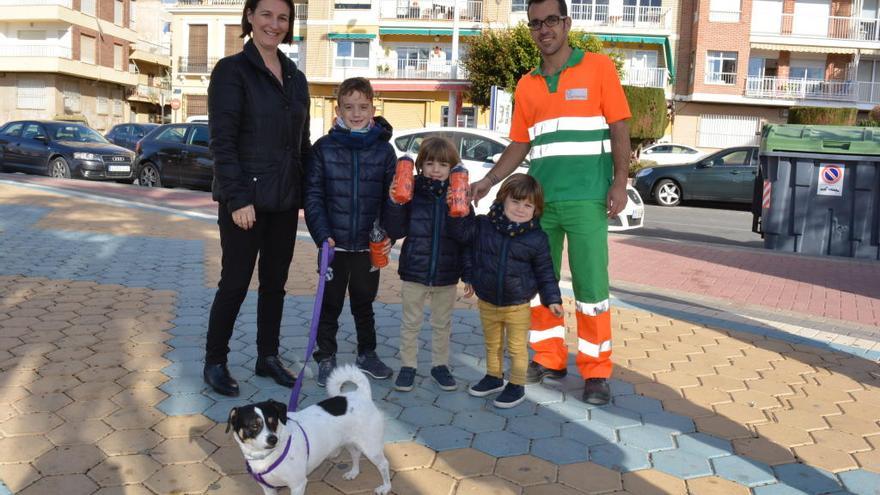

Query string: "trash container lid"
[[761, 124, 880, 156]]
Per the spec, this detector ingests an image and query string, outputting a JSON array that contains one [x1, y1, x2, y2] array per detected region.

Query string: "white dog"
[[227, 364, 391, 495]]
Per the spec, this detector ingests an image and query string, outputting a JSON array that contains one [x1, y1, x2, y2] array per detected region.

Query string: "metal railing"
[[708, 10, 741, 22], [130, 84, 172, 102], [133, 40, 171, 57], [745, 76, 880, 105], [376, 59, 452, 79], [0, 0, 71, 5], [704, 72, 737, 85], [620, 67, 668, 88], [175, 0, 244, 5], [178, 56, 218, 73], [379, 0, 483, 22], [294, 3, 307, 18], [0, 44, 71, 58], [752, 13, 880, 41], [569, 4, 665, 28]]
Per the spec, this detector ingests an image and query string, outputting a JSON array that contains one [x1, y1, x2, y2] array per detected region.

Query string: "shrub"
[[787, 107, 858, 125], [630, 159, 657, 178], [624, 86, 667, 141]]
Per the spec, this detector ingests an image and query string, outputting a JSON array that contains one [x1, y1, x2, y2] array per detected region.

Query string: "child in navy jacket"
[[385, 137, 473, 392], [448, 174, 563, 408]]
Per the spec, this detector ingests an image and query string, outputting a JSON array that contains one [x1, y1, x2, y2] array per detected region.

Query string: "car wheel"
[[653, 179, 681, 207], [49, 157, 71, 179], [138, 163, 162, 187]]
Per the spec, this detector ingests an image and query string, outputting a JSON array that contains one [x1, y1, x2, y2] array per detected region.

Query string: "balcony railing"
[[133, 40, 171, 58], [0, 0, 71, 5], [620, 67, 668, 88], [376, 59, 450, 79], [178, 56, 218, 74], [752, 13, 880, 42], [130, 84, 172, 102], [0, 44, 71, 58], [570, 5, 665, 29], [745, 76, 880, 105], [705, 72, 737, 85], [175, 0, 244, 5], [379, 0, 483, 22], [295, 3, 307, 18]]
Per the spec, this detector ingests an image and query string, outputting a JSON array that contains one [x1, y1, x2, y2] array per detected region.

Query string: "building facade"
[[0, 0, 138, 132], [127, 0, 172, 123]]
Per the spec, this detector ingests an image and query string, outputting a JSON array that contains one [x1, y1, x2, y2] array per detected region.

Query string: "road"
[[618, 202, 763, 248]]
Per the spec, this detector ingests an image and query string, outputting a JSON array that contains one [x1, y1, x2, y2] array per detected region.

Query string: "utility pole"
[[447, 0, 460, 127]]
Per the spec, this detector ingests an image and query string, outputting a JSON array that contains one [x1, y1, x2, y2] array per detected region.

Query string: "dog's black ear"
[[226, 407, 238, 433], [269, 399, 288, 424]]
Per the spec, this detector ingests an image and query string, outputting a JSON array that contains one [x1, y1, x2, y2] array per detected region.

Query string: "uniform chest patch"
[[565, 88, 588, 100]]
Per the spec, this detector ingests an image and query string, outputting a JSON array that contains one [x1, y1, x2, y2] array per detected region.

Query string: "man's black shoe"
[[255, 356, 297, 388], [582, 378, 611, 405], [204, 363, 239, 397], [525, 361, 567, 384]]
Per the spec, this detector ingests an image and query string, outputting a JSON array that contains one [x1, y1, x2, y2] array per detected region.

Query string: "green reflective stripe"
[[532, 48, 585, 93], [531, 129, 609, 146]]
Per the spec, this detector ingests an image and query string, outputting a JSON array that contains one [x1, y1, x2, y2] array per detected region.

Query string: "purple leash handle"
[[288, 240, 334, 412]]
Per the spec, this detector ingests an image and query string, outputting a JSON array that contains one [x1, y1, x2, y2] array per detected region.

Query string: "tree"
[[624, 86, 667, 149], [462, 24, 611, 108]]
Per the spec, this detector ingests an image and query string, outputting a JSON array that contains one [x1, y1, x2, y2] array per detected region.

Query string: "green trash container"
[[757, 124, 880, 260]]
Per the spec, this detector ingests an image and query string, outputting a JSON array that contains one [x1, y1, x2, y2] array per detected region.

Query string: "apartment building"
[[127, 0, 172, 123], [166, 0, 679, 136], [673, 0, 880, 150], [0, 0, 138, 132]]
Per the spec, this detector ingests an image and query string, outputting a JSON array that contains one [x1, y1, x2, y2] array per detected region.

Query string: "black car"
[[632, 146, 759, 207], [135, 123, 212, 189], [0, 120, 136, 181], [105, 123, 159, 151]]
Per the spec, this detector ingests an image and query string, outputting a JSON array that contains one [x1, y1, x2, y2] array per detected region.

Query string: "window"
[[63, 81, 81, 112], [789, 59, 825, 80], [114, 45, 124, 71], [709, 0, 741, 21], [185, 94, 208, 118], [441, 107, 477, 128], [81, 0, 96, 16], [335, 41, 369, 68], [17, 79, 47, 109], [21, 124, 46, 140], [710, 149, 750, 166], [113, 89, 124, 116], [705, 51, 737, 84], [280, 43, 300, 65], [1, 123, 24, 137], [17, 30, 46, 41], [698, 114, 761, 148], [115, 0, 124, 25], [97, 87, 109, 115], [188, 125, 210, 147], [460, 134, 504, 162], [335, 0, 371, 9], [512, 0, 527, 11], [671, 145, 699, 154], [225, 24, 244, 56], [155, 126, 188, 143], [81, 35, 96, 64]]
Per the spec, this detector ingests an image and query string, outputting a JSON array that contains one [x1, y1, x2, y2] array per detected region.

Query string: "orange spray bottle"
[[390, 155, 415, 204], [448, 163, 469, 218], [369, 219, 389, 270]]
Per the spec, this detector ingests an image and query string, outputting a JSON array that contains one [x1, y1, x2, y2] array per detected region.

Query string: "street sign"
[[817, 163, 844, 197], [170, 99, 181, 110]]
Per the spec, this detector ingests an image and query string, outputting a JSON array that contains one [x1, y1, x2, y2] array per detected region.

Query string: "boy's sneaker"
[[468, 375, 505, 397], [493, 383, 525, 409], [394, 367, 417, 392], [430, 365, 457, 391], [525, 360, 567, 384], [356, 351, 392, 380], [316, 355, 336, 388]]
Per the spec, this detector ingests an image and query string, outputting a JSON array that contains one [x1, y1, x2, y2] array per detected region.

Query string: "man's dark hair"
[[526, 0, 568, 17], [337, 77, 374, 102], [241, 0, 295, 45]]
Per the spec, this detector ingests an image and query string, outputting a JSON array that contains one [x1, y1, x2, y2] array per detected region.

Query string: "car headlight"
[[635, 168, 653, 178], [73, 152, 100, 161]]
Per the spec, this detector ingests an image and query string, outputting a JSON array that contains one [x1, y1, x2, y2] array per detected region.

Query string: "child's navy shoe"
[[394, 367, 416, 391], [430, 365, 457, 391], [468, 374, 505, 397], [356, 351, 393, 380], [493, 383, 525, 409]]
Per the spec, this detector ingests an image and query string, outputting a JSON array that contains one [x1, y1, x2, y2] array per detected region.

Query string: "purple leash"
[[288, 240, 334, 412]]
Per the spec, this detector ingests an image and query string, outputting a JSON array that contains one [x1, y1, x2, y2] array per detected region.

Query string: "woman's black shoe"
[[203, 363, 240, 397], [255, 356, 297, 388]]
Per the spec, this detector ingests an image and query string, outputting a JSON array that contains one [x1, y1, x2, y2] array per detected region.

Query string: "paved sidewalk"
[[0, 180, 879, 495]]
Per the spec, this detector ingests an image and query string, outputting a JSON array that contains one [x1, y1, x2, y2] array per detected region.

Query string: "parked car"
[[105, 123, 159, 151], [134, 123, 213, 189], [640, 143, 706, 165], [632, 146, 759, 207], [0, 120, 135, 181], [390, 127, 644, 231]]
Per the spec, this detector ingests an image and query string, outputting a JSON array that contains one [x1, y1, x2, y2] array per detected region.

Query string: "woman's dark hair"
[[494, 173, 545, 217], [241, 0, 295, 45]]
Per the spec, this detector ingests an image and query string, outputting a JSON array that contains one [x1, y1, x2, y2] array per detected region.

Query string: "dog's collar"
[[246, 420, 310, 489]]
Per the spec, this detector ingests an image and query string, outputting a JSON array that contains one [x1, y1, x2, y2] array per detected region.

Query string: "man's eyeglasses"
[[527, 15, 567, 30]]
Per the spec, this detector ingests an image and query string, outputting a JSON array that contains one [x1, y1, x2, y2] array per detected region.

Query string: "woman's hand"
[[232, 205, 256, 230], [549, 303, 564, 318], [326, 237, 336, 247], [463, 283, 474, 298]]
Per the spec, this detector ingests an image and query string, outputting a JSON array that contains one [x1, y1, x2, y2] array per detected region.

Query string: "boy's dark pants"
[[205, 205, 298, 365], [313, 251, 380, 362]]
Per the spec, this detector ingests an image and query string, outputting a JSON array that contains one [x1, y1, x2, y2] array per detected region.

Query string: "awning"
[[291, 36, 304, 41], [327, 33, 376, 40], [379, 28, 482, 36], [595, 34, 674, 80], [751, 43, 857, 55]]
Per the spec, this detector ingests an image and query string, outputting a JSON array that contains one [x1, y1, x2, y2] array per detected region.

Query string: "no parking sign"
[[817, 163, 844, 197]]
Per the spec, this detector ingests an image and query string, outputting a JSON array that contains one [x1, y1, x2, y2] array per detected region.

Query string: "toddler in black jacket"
[[448, 174, 563, 408]]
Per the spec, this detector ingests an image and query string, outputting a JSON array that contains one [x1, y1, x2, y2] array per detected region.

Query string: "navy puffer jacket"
[[304, 118, 397, 250], [384, 175, 471, 287], [448, 203, 561, 307]]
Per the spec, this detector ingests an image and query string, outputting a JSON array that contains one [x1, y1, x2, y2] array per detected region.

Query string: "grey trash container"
[[758, 124, 880, 260]]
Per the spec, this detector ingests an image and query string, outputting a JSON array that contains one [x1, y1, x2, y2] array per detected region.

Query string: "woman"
[[204, 0, 310, 396]]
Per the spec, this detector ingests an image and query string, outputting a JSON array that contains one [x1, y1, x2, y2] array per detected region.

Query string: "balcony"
[[376, 59, 460, 79], [752, 13, 880, 42], [0, 44, 71, 58], [570, 5, 665, 29], [173, 0, 307, 17], [129, 84, 172, 103], [133, 40, 171, 58], [705, 72, 737, 85], [178, 57, 218, 74], [745, 76, 880, 105], [0, 0, 71, 5], [379, 0, 483, 22], [620, 67, 668, 88]]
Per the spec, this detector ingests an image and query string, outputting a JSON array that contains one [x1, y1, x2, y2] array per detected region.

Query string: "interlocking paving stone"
[[562, 420, 617, 447], [837, 469, 880, 495], [711, 455, 777, 487], [432, 448, 497, 480], [155, 392, 215, 416], [399, 405, 454, 428], [473, 431, 531, 457], [531, 437, 590, 465], [651, 449, 715, 479], [452, 410, 506, 433], [588, 443, 651, 472], [494, 455, 557, 486], [772, 463, 843, 494], [675, 432, 734, 459], [417, 425, 474, 452], [588, 405, 643, 430], [614, 394, 664, 414], [618, 424, 677, 452], [507, 416, 561, 440]]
